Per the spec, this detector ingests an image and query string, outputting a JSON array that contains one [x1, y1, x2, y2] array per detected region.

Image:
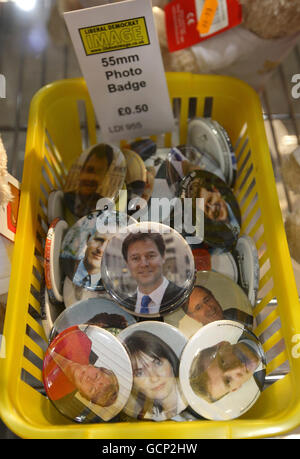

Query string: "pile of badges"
[[42, 119, 264, 424]]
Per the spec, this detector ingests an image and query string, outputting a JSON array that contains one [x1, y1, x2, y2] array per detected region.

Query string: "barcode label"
[[195, 0, 228, 36]]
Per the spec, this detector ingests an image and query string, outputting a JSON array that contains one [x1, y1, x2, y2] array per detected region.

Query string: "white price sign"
[[64, 0, 175, 142]]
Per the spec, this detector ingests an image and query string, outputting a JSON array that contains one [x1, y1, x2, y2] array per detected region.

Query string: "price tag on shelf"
[[196, 0, 219, 35], [64, 0, 175, 142]]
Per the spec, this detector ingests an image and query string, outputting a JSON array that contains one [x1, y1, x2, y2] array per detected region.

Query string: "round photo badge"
[[60, 210, 136, 292], [63, 143, 126, 219], [44, 217, 69, 305], [144, 147, 175, 200], [101, 221, 196, 318], [43, 324, 133, 423], [121, 148, 147, 216], [49, 296, 137, 343], [129, 138, 157, 162], [122, 148, 147, 200], [164, 270, 253, 339], [192, 246, 238, 283], [40, 277, 65, 340], [141, 147, 178, 225], [211, 120, 237, 188], [118, 321, 188, 421], [187, 118, 234, 187], [166, 145, 226, 196], [179, 170, 241, 250], [179, 320, 266, 420], [233, 235, 260, 307], [128, 138, 157, 205], [47, 190, 65, 225], [62, 276, 111, 308]]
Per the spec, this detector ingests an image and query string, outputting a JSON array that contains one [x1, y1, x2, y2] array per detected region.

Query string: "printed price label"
[[64, 0, 175, 142], [197, 0, 219, 35]]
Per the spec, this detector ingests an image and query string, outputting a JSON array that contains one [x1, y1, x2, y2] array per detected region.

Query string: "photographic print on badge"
[[179, 170, 241, 250], [40, 277, 65, 340], [121, 147, 147, 206], [166, 145, 226, 195], [164, 270, 253, 339], [101, 221, 196, 318], [118, 321, 188, 421], [128, 138, 157, 161], [49, 296, 137, 343], [63, 143, 126, 219], [144, 148, 174, 200], [179, 320, 266, 420], [187, 118, 233, 187], [211, 120, 237, 187], [192, 247, 238, 283], [233, 235, 260, 307], [47, 190, 65, 225], [43, 324, 133, 423], [60, 210, 136, 292], [143, 148, 177, 224], [62, 276, 111, 308], [44, 217, 69, 305]]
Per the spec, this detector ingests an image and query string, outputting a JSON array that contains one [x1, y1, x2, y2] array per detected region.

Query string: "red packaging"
[[165, 0, 242, 52]]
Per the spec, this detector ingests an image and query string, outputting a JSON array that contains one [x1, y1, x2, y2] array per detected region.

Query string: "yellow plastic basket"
[[1, 73, 300, 439]]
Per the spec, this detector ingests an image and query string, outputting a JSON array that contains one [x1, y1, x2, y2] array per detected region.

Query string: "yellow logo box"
[[79, 17, 150, 55]]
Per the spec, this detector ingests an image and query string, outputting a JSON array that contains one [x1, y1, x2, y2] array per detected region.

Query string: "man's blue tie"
[[82, 274, 91, 288], [140, 295, 152, 314]]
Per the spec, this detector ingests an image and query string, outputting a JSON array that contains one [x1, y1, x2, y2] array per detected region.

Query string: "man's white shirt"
[[73, 259, 101, 288], [135, 276, 169, 314]]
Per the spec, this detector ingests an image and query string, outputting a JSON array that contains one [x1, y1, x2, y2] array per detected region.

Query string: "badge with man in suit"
[[101, 222, 195, 318]]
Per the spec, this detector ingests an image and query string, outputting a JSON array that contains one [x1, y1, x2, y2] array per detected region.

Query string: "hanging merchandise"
[[154, 0, 300, 92], [165, 0, 242, 52]]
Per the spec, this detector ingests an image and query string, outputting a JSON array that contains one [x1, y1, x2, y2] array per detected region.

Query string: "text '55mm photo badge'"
[[64, 0, 175, 142]]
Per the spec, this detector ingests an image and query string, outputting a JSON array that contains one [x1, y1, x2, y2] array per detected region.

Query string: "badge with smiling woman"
[[101, 221, 196, 318], [118, 321, 188, 421]]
